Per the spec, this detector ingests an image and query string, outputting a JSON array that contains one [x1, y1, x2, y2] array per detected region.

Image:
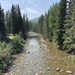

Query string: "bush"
[[10, 34, 24, 54], [0, 42, 12, 72], [0, 34, 25, 73]]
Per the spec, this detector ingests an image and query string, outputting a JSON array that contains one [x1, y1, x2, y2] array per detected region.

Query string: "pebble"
[[26, 51, 30, 54], [47, 68, 51, 70], [12, 55, 17, 58], [47, 49, 49, 51], [16, 59, 18, 62], [4, 73, 8, 75], [56, 68, 60, 71], [13, 65, 16, 67], [66, 71, 72, 74], [60, 69, 64, 72]]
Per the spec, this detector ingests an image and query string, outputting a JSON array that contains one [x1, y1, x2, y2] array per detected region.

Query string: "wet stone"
[[56, 68, 60, 71], [12, 55, 17, 58], [13, 65, 16, 67], [26, 51, 30, 54], [47, 68, 51, 70], [66, 71, 72, 74], [35, 73, 38, 75], [60, 69, 64, 72]]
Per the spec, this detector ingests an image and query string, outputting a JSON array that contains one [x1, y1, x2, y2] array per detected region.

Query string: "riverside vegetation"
[[0, 4, 30, 74]]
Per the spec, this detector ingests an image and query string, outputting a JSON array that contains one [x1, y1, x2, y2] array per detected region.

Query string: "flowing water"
[[6, 34, 75, 75], [7, 37, 52, 75]]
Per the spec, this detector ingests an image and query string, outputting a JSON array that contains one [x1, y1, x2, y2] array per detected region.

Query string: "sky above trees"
[[0, 0, 60, 19]]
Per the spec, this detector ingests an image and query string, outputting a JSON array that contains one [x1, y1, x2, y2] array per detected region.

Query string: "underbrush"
[[0, 42, 12, 73], [0, 34, 25, 74], [10, 34, 25, 54]]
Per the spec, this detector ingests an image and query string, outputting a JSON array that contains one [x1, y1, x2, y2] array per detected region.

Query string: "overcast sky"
[[0, 0, 60, 20]]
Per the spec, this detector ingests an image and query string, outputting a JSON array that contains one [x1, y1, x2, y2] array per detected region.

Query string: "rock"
[[28, 51, 30, 54], [13, 65, 16, 67], [4, 73, 8, 75], [60, 69, 64, 72], [56, 68, 60, 71], [16, 59, 18, 62], [25, 63, 28, 65], [35, 73, 38, 75], [26, 51, 30, 54], [47, 49, 49, 51], [11, 74, 12, 75], [47, 68, 51, 70], [12, 55, 17, 58], [66, 71, 72, 74]]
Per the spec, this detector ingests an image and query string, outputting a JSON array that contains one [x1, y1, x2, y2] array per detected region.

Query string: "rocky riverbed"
[[4, 33, 75, 75]]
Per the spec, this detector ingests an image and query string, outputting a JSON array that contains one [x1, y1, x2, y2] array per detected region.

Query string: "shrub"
[[0, 42, 12, 72], [0, 34, 25, 73], [10, 34, 24, 54]]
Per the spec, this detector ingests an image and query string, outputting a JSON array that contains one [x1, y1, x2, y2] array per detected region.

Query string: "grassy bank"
[[41, 36, 75, 75]]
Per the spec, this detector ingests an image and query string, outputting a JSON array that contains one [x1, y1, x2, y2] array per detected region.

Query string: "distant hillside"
[[30, 17, 39, 23]]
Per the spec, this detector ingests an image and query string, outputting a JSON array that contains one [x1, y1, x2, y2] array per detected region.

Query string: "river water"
[[7, 37, 52, 75], [6, 36, 75, 75]]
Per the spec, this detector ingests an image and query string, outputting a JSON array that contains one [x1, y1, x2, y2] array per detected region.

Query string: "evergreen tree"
[[48, 3, 60, 43], [17, 5, 24, 33], [25, 15, 29, 33], [11, 4, 26, 37], [38, 15, 44, 34], [63, 0, 75, 53], [46, 10, 50, 39], [5, 10, 12, 33], [22, 14, 27, 39], [57, 0, 67, 49], [0, 4, 6, 41], [42, 13, 47, 38], [11, 5, 17, 34]]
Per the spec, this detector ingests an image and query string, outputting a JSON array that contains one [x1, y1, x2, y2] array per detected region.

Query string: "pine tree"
[[38, 15, 44, 35], [25, 15, 29, 33], [22, 14, 27, 39], [46, 10, 50, 39], [0, 4, 6, 41], [42, 13, 47, 38], [11, 4, 25, 35], [48, 3, 60, 43], [63, 0, 75, 53], [11, 5, 17, 34], [5, 10, 12, 33], [57, 0, 67, 49], [17, 5, 24, 33]]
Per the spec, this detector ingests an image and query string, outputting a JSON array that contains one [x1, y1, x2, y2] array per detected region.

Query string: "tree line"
[[0, 4, 30, 41], [32, 0, 75, 54]]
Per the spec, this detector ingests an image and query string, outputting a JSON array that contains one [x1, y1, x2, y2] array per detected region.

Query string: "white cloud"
[[25, 7, 39, 14]]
